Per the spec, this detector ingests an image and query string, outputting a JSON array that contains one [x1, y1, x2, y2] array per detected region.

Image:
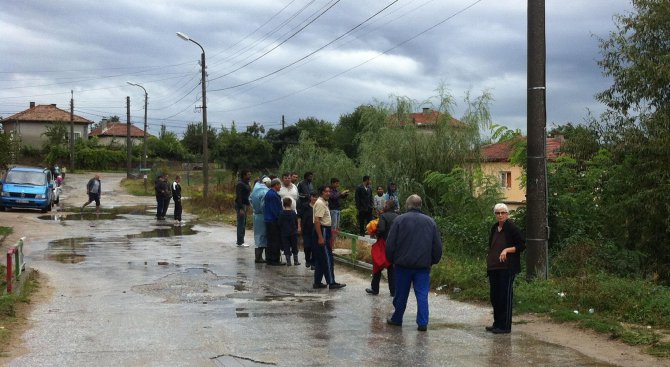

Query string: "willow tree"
[[357, 86, 494, 211]]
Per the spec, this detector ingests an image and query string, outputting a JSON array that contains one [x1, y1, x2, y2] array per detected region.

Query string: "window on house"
[[74, 132, 82, 140], [500, 171, 512, 189]]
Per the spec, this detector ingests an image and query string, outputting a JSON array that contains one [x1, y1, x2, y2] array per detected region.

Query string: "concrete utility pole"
[[127, 82, 148, 170], [70, 90, 75, 172], [177, 32, 209, 199], [126, 96, 132, 179], [526, 0, 549, 279]]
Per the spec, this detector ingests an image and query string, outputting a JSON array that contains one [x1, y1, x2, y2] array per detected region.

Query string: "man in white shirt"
[[278, 172, 299, 212]]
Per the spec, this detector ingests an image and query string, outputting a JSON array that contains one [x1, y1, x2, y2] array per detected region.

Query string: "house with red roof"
[[480, 135, 564, 209], [1, 102, 93, 148], [88, 118, 150, 146], [403, 107, 462, 128]]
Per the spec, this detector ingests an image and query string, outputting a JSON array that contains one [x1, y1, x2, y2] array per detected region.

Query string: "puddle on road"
[[46, 224, 198, 263], [38, 205, 155, 222]]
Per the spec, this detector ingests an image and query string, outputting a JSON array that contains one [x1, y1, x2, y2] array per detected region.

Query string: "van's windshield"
[[5, 171, 47, 185]]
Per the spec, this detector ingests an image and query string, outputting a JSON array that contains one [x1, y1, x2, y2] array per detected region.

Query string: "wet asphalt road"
[[8, 176, 615, 367]]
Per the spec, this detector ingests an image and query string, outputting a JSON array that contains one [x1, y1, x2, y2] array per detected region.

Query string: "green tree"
[[181, 122, 218, 156], [217, 126, 273, 173], [595, 0, 670, 281], [264, 126, 300, 166], [41, 121, 70, 165], [294, 117, 335, 149], [147, 125, 191, 161]]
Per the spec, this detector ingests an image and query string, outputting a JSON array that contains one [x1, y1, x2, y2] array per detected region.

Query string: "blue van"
[[0, 166, 55, 213]]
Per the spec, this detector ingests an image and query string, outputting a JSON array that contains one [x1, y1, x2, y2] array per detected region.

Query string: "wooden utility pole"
[[526, 0, 549, 279], [126, 96, 132, 179]]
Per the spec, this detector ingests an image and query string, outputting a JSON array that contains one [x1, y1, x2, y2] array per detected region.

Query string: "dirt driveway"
[[0, 173, 667, 367]]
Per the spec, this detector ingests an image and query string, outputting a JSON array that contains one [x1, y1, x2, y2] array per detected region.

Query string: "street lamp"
[[126, 81, 148, 171], [176, 31, 209, 199]]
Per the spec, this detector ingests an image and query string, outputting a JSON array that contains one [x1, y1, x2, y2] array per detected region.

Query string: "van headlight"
[[0, 191, 8, 197], [35, 194, 46, 199]]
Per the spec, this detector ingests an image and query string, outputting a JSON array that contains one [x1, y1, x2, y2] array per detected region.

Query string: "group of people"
[[154, 173, 183, 225], [238, 170, 347, 290], [236, 169, 526, 334], [80, 170, 526, 334]]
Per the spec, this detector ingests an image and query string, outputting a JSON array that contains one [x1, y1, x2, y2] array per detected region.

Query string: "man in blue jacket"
[[385, 194, 442, 331], [264, 178, 284, 266]]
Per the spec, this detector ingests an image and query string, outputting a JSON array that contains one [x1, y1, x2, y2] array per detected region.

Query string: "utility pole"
[[69, 90, 75, 172], [281, 115, 285, 130], [176, 32, 208, 198], [526, 0, 549, 279], [126, 96, 132, 179]]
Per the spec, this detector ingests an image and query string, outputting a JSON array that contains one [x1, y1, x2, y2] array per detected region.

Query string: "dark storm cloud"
[[0, 0, 633, 135]]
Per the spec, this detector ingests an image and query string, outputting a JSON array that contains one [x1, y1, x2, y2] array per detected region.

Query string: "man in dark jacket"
[[355, 175, 373, 235], [154, 174, 170, 220], [81, 174, 101, 213], [385, 194, 442, 331], [235, 169, 252, 247]]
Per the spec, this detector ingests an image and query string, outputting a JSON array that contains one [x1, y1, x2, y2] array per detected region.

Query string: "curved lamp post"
[[126, 81, 148, 170], [176, 31, 209, 198]]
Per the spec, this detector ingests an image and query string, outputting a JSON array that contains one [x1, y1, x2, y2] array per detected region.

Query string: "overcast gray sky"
[[0, 0, 633, 137]]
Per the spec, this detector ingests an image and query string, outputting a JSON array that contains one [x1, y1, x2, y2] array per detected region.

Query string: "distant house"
[[480, 136, 564, 209], [392, 107, 463, 129], [88, 118, 149, 146], [1, 102, 93, 148]]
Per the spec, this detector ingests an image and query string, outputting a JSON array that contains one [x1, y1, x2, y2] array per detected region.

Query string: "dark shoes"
[[485, 325, 495, 332], [365, 288, 378, 295], [490, 328, 511, 334], [386, 318, 401, 327], [329, 282, 346, 290], [417, 325, 427, 332], [313, 283, 327, 289]]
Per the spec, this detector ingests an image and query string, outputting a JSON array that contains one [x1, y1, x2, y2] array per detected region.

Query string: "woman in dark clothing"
[[366, 199, 399, 296], [486, 203, 525, 334]]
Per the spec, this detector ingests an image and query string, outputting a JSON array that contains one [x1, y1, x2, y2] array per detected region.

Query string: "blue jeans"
[[235, 203, 247, 245], [330, 210, 341, 231], [313, 226, 334, 285], [390, 266, 430, 327]]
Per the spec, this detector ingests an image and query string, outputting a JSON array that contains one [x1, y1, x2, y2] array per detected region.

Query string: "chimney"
[[30, 102, 35, 108], [422, 107, 431, 114], [50, 104, 57, 107]]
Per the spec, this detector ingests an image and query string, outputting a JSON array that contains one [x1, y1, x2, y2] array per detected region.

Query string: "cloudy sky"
[[1, 0, 633, 137]]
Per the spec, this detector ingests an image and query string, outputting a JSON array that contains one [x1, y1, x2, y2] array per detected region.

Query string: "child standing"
[[279, 197, 300, 266]]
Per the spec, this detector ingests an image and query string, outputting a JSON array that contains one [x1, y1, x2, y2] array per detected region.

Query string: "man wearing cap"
[[154, 173, 170, 220], [250, 176, 271, 263]]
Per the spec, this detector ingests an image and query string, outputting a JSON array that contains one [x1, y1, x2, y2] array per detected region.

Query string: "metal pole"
[[126, 96, 132, 179], [526, 0, 548, 280]]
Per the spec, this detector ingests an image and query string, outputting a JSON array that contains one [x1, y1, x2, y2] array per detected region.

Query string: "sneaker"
[[328, 282, 346, 290], [313, 283, 327, 289], [237, 243, 250, 247], [417, 325, 427, 332], [485, 325, 495, 332]]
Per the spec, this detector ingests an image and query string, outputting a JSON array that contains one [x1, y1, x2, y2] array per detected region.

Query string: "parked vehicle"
[[0, 166, 55, 213]]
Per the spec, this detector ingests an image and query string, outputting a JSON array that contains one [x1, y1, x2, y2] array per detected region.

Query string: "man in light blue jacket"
[[250, 176, 271, 263]]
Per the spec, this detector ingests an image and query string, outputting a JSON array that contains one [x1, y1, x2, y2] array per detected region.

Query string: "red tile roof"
[[89, 122, 147, 138], [481, 136, 564, 162], [5, 104, 92, 124], [398, 109, 462, 127]]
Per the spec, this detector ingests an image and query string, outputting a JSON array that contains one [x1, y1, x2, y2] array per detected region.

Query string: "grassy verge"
[[431, 256, 670, 357], [0, 227, 12, 239], [0, 268, 40, 355]]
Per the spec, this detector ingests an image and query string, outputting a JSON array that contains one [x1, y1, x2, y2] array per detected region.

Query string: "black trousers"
[[357, 209, 372, 235], [488, 269, 516, 331], [161, 197, 170, 218], [371, 265, 395, 295], [173, 199, 182, 221], [265, 221, 282, 263]]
